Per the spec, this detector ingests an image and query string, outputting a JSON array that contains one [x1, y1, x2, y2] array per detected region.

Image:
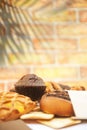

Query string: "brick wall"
[[0, 0, 87, 91]]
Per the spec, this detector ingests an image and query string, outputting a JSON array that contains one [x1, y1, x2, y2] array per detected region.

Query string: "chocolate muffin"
[[15, 74, 46, 101]]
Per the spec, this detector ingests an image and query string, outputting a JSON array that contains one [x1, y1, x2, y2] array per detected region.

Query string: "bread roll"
[[40, 91, 74, 117]]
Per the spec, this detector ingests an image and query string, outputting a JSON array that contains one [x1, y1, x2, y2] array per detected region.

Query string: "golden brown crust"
[[45, 81, 63, 93], [40, 93, 74, 117], [51, 82, 63, 91], [0, 91, 36, 121], [45, 82, 55, 92], [70, 86, 86, 90]]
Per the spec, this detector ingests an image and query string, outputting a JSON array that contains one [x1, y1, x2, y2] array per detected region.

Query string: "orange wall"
[[0, 0, 87, 91]]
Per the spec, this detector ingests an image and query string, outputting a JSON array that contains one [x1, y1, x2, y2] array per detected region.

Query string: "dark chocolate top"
[[46, 91, 70, 101], [59, 84, 70, 90], [15, 74, 45, 87]]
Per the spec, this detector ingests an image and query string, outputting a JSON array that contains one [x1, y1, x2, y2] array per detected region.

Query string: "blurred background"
[[0, 0, 87, 91]]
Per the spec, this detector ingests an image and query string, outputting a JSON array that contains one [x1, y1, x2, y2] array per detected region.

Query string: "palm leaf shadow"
[[0, 1, 55, 65], [0, 0, 74, 65], [0, 1, 38, 65], [0, 4, 26, 65]]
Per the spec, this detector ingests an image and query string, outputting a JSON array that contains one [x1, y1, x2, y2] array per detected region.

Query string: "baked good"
[[40, 91, 74, 117], [58, 83, 70, 90], [45, 82, 55, 92], [45, 81, 70, 93], [15, 74, 46, 101], [20, 111, 54, 120], [70, 86, 85, 90], [0, 91, 36, 121]]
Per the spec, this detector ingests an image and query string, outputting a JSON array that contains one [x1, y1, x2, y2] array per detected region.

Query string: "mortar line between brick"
[[75, 8, 80, 24], [76, 37, 81, 52], [78, 66, 81, 80]]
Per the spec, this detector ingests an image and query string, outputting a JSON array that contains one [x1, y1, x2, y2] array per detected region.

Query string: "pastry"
[[0, 91, 36, 121], [45, 81, 70, 92], [15, 74, 46, 101], [40, 91, 74, 117], [20, 111, 54, 120], [70, 86, 85, 90]]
